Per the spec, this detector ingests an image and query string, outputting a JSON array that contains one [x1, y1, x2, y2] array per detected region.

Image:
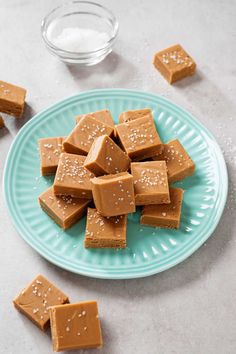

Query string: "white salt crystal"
[[51, 27, 109, 52]]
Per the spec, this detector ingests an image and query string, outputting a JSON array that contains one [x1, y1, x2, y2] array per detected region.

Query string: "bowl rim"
[[41, 0, 119, 56]]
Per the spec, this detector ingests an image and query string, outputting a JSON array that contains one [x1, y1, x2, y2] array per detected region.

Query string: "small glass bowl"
[[41, 1, 119, 65]]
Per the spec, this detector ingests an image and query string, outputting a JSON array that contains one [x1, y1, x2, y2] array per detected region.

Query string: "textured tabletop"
[[0, 1, 236, 353]]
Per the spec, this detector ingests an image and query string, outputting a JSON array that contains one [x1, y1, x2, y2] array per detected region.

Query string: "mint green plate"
[[3, 89, 228, 279]]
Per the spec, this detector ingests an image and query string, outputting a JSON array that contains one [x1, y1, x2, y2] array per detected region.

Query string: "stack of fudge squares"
[[38, 108, 195, 248]]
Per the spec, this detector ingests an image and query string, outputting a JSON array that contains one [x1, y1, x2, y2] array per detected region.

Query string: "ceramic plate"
[[3, 89, 228, 279]]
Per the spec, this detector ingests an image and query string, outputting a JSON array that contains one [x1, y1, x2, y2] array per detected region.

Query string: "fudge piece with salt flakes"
[[91, 172, 135, 217], [38, 137, 65, 175], [115, 115, 163, 161], [153, 139, 195, 183], [119, 108, 152, 123], [141, 188, 184, 229], [63, 115, 114, 155], [84, 135, 130, 176], [13, 274, 69, 331], [76, 109, 114, 128], [84, 208, 127, 248], [53, 153, 95, 199], [131, 161, 170, 205], [0, 80, 26, 117], [39, 187, 90, 229], [153, 44, 196, 84], [49, 301, 103, 351]]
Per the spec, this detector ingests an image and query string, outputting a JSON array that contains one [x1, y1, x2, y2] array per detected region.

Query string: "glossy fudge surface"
[[76, 109, 114, 128], [38, 137, 64, 175], [131, 161, 170, 205], [119, 108, 152, 123], [13, 274, 69, 331], [141, 188, 184, 229], [153, 139, 195, 183], [50, 301, 103, 352], [63, 115, 114, 155], [91, 172, 135, 217], [84, 208, 127, 248], [53, 153, 95, 199], [0, 80, 26, 117], [115, 115, 163, 161], [153, 44, 196, 84], [84, 135, 130, 176], [39, 187, 90, 229]]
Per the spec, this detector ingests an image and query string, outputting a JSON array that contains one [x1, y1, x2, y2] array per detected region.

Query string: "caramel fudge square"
[[54, 153, 95, 199], [153, 139, 195, 183], [119, 108, 152, 123], [84, 135, 130, 176], [0, 80, 26, 117], [131, 161, 170, 205], [115, 115, 163, 161], [153, 44, 196, 84], [13, 274, 69, 331], [49, 301, 103, 351], [141, 188, 184, 229], [91, 172, 135, 217], [38, 137, 64, 175], [39, 187, 90, 229], [63, 115, 114, 155], [76, 109, 114, 128], [85, 208, 127, 248]]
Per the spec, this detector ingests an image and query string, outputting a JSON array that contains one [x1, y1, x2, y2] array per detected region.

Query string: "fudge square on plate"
[[141, 187, 184, 229], [53, 153, 95, 199], [84, 207, 127, 248], [0, 80, 26, 118], [39, 187, 90, 229], [131, 161, 170, 205], [38, 137, 64, 175], [153, 44, 196, 84], [115, 115, 163, 161], [84, 134, 130, 176], [119, 108, 152, 123], [13, 274, 69, 331], [76, 109, 114, 128], [91, 172, 135, 217], [49, 301, 103, 352], [153, 139, 195, 183], [63, 115, 114, 155]]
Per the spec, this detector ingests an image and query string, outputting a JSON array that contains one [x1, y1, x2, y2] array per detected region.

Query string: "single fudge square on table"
[[76, 109, 114, 128], [141, 187, 184, 229], [131, 161, 170, 205], [49, 301, 103, 352], [84, 135, 130, 176], [39, 187, 90, 229], [115, 115, 163, 161], [0, 80, 26, 118], [153, 44, 196, 84], [13, 274, 69, 331], [119, 108, 152, 123], [38, 137, 65, 175], [63, 115, 114, 155], [84, 207, 127, 248], [53, 153, 95, 199], [91, 172, 135, 217], [153, 139, 195, 183]]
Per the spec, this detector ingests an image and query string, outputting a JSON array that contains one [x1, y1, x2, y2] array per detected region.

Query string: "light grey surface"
[[0, 1, 236, 353]]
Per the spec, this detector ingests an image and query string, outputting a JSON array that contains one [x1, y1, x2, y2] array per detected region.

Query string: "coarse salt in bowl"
[[41, 1, 119, 65]]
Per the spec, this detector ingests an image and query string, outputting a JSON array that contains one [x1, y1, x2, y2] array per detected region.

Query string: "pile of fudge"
[[38, 108, 195, 248]]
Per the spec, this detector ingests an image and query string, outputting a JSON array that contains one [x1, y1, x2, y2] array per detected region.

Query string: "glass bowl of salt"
[[41, 1, 119, 65]]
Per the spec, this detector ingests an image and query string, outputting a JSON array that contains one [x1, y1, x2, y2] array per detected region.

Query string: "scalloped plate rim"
[[2, 88, 228, 279]]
